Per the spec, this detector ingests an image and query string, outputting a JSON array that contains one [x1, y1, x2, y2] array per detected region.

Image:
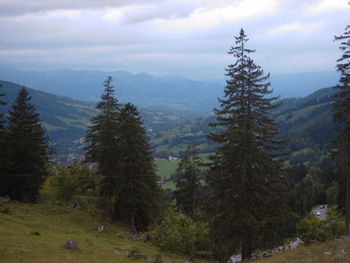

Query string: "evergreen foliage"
[[114, 103, 161, 231], [84, 76, 121, 218], [0, 84, 5, 131], [207, 29, 292, 260], [0, 87, 50, 202], [173, 145, 202, 218], [149, 201, 211, 257], [333, 19, 350, 234]]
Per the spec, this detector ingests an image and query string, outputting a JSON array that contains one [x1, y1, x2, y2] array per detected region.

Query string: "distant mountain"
[[0, 68, 222, 112], [0, 81, 204, 162], [152, 87, 340, 166], [0, 68, 339, 112]]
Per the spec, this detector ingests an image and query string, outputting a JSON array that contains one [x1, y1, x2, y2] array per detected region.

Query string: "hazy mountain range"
[[0, 68, 339, 112]]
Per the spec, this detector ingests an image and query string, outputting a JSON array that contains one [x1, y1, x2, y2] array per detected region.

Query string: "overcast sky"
[[0, 0, 349, 80]]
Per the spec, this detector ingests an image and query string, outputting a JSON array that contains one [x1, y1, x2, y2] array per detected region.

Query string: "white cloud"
[[154, 0, 284, 32], [303, 0, 350, 16], [267, 21, 323, 36], [102, 5, 151, 21]]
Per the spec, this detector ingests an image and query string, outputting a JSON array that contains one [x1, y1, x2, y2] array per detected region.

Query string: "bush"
[[149, 201, 212, 257], [297, 207, 344, 244], [41, 160, 95, 201], [127, 247, 147, 260]]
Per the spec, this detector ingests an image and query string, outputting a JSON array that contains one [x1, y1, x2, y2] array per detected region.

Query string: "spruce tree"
[[174, 145, 202, 218], [0, 87, 50, 202], [114, 103, 160, 231], [0, 84, 6, 196], [333, 22, 350, 234], [0, 84, 5, 131], [207, 29, 291, 260], [84, 76, 121, 218]]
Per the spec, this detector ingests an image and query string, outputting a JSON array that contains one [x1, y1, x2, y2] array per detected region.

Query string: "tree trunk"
[[241, 238, 252, 261]]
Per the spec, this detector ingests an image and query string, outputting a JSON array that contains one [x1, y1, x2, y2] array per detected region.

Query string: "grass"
[[253, 236, 350, 263], [0, 200, 217, 263], [1, 200, 350, 263]]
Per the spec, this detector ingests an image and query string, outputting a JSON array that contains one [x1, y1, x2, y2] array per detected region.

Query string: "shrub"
[[297, 207, 344, 244], [149, 201, 212, 257], [41, 160, 96, 201], [127, 247, 147, 260]]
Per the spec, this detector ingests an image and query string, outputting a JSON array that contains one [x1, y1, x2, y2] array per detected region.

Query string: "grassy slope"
[[254, 237, 350, 263], [0, 201, 216, 263], [1, 201, 350, 263]]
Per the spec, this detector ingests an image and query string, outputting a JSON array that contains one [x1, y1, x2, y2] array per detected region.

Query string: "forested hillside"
[[152, 87, 339, 166], [0, 81, 204, 161]]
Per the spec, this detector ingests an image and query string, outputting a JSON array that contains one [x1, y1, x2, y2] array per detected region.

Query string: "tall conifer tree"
[[333, 20, 350, 234], [0, 84, 5, 131], [207, 29, 291, 260], [85, 76, 121, 218], [174, 145, 202, 218], [0, 84, 6, 196], [114, 103, 160, 231], [0, 87, 49, 202]]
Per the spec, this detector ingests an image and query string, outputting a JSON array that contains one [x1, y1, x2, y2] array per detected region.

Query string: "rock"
[[262, 251, 272, 257], [288, 237, 303, 250], [97, 225, 105, 232], [64, 239, 79, 250], [69, 200, 81, 209], [227, 254, 241, 263]]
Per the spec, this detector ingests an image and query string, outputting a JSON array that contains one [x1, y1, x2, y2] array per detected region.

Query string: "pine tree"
[[0, 84, 6, 196], [173, 145, 202, 218], [0, 87, 50, 202], [333, 22, 350, 234], [0, 84, 5, 132], [84, 76, 121, 218], [114, 103, 160, 231], [207, 29, 291, 260]]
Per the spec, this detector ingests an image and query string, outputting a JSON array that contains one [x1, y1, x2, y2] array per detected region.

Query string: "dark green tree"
[[0, 84, 6, 196], [333, 21, 350, 234], [0, 87, 50, 202], [207, 29, 292, 260], [84, 76, 121, 218], [0, 84, 5, 131], [114, 103, 160, 231], [174, 145, 202, 218]]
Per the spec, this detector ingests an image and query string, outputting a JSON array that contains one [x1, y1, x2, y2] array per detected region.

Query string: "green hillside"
[[0, 81, 202, 162], [0, 200, 217, 263], [152, 87, 338, 160], [1, 199, 350, 263]]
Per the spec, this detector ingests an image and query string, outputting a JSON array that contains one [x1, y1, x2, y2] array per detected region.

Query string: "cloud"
[[303, 0, 350, 16], [0, 0, 159, 17], [153, 0, 284, 32], [267, 21, 323, 36]]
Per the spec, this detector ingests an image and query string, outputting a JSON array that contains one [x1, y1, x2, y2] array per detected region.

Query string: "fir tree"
[[0, 87, 50, 202], [0, 84, 6, 196], [333, 21, 350, 234], [207, 29, 291, 260], [84, 76, 121, 218], [114, 103, 160, 231], [0, 84, 5, 131], [174, 145, 202, 218]]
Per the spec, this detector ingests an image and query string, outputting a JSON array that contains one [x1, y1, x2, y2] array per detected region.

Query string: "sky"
[[0, 0, 349, 80]]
